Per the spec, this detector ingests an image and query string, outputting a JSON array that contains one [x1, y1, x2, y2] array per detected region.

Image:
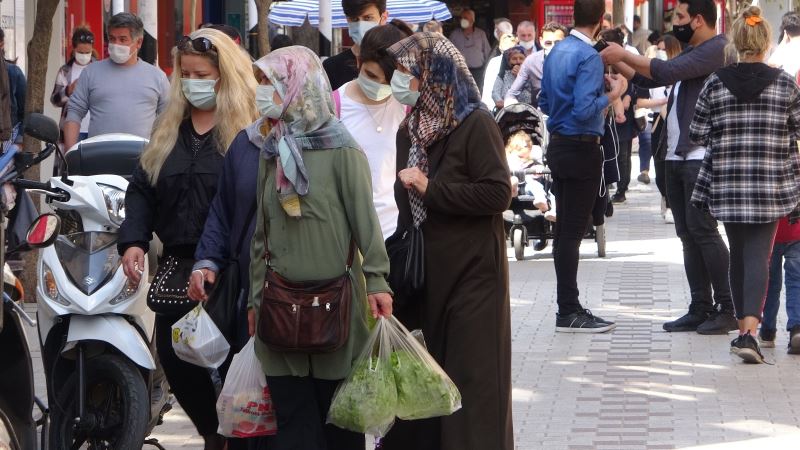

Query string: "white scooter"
[[23, 114, 167, 449]]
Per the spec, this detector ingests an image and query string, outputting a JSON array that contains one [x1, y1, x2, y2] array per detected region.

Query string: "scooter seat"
[[65, 133, 148, 180]]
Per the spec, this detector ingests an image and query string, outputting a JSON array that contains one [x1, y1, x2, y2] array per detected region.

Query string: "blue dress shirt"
[[539, 30, 609, 137]]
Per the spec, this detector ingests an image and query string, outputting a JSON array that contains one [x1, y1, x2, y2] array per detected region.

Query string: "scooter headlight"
[[40, 262, 69, 306], [110, 276, 142, 305], [98, 183, 125, 226]]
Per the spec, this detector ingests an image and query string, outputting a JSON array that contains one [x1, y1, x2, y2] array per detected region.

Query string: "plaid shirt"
[[689, 70, 800, 223]]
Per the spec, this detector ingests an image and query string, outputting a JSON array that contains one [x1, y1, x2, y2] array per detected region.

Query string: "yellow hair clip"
[[745, 16, 763, 27]]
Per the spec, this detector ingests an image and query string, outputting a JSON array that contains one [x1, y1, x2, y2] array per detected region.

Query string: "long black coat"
[[382, 110, 514, 450]]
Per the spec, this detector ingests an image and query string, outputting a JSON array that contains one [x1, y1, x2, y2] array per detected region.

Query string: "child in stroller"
[[506, 130, 556, 222]]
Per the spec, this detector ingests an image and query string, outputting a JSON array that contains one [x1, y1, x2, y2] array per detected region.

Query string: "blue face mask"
[[348, 20, 379, 45], [357, 73, 393, 101], [255, 85, 283, 119], [390, 71, 420, 107], [181, 78, 218, 110]]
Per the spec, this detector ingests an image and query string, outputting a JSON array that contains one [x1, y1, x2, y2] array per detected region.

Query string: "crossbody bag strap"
[[260, 187, 356, 271]]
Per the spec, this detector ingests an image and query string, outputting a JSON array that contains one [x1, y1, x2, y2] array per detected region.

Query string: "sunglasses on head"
[[76, 34, 94, 43], [178, 36, 216, 53]]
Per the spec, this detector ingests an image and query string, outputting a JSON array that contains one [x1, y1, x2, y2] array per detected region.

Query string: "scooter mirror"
[[25, 213, 61, 248], [23, 113, 60, 145]]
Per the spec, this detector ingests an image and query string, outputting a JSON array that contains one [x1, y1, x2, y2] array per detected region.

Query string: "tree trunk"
[[20, 0, 61, 301], [255, 0, 273, 57]]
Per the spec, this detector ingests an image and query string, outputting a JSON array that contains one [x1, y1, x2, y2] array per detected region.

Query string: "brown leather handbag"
[[258, 241, 355, 353]]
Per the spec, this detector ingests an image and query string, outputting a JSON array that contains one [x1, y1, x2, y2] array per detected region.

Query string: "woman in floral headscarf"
[[380, 33, 514, 450], [246, 46, 393, 448]]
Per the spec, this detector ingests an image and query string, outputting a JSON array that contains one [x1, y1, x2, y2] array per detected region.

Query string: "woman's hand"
[[367, 293, 393, 319], [495, 100, 505, 109], [248, 308, 256, 337], [511, 65, 521, 76], [188, 268, 216, 301], [398, 167, 429, 196], [122, 247, 145, 285]]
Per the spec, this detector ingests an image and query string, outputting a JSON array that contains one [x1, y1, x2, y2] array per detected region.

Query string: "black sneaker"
[[556, 309, 617, 333], [611, 192, 626, 203], [637, 172, 651, 184], [696, 307, 738, 335], [663, 311, 709, 332], [533, 239, 548, 251], [788, 325, 800, 355], [759, 328, 777, 348], [731, 332, 766, 364]]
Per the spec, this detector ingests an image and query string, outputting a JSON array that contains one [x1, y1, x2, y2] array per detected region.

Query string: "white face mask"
[[519, 40, 536, 50], [108, 43, 133, 64], [390, 70, 420, 106], [347, 20, 379, 46], [357, 73, 392, 101], [656, 49, 668, 61], [75, 52, 92, 66], [256, 85, 283, 119], [460, 19, 471, 29], [181, 78, 218, 110]]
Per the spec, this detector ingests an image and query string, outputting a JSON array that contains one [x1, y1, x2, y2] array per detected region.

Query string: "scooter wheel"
[[49, 354, 149, 450]]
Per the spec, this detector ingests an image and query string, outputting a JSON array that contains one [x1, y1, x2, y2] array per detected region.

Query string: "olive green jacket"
[[249, 145, 391, 380]]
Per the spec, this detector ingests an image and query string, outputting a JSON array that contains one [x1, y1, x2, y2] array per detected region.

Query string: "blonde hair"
[[505, 130, 533, 155], [730, 6, 772, 60], [140, 28, 258, 185]]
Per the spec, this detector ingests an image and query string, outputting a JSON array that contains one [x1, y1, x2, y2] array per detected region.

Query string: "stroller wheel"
[[512, 228, 526, 261]]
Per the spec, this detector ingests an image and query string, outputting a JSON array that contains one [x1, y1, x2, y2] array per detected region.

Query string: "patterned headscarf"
[[498, 45, 526, 77], [387, 32, 486, 226], [249, 46, 358, 217]]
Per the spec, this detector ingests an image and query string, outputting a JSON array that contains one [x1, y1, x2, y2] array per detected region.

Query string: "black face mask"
[[672, 20, 696, 44]]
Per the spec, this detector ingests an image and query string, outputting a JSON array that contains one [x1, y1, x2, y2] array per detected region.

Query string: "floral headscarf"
[[248, 46, 358, 217], [387, 32, 486, 226]]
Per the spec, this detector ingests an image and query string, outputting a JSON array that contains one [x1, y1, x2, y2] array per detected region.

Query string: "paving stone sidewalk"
[[22, 159, 800, 449]]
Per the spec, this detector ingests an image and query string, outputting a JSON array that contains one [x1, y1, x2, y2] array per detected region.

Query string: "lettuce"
[[328, 356, 397, 436], [391, 350, 462, 420]]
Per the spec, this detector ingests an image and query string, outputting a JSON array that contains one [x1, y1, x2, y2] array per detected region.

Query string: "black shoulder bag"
[[385, 135, 450, 310], [204, 202, 258, 346]]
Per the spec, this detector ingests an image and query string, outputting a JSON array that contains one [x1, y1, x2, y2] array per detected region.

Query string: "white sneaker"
[[664, 209, 675, 224]]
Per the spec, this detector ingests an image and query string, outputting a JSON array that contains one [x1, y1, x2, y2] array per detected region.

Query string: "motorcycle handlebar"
[[13, 179, 70, 202]]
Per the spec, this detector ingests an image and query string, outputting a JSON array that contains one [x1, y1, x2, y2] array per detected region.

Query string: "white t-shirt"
[[666, 82, 706, 161], [482, 55, 502, 109], [768, 39, 800, 79], [69, 63, 91, 133], [338, 81, 406, 238]]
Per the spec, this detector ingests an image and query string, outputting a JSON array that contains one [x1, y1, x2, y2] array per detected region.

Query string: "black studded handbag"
[[147, 255, 196, 315]]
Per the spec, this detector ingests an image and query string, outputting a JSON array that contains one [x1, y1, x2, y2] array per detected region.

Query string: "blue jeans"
[[638, 124, 652, 172], [762, 240, 800, 331]]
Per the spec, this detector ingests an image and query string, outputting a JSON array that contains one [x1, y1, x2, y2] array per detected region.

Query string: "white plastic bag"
[[171, 304, 230, 368], [216, 338, 277, 438]]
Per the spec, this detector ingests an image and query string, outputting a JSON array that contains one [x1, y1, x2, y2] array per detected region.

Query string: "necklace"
[[364, 100, 391, 133]]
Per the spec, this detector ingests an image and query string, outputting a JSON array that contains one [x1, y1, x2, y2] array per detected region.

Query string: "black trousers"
[[264, 376, 364, 450], [615, 138, 633, 194], [654, 159, 669, 205], [469, 67, 486, 94], [547, 137, 603, 315], [155, 313, 219, 436], [723, 222, 779, 321], [665, 161, 733, 314]]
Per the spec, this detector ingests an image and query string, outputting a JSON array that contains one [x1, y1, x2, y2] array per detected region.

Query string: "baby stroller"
[[496, 103, 606, 261]]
